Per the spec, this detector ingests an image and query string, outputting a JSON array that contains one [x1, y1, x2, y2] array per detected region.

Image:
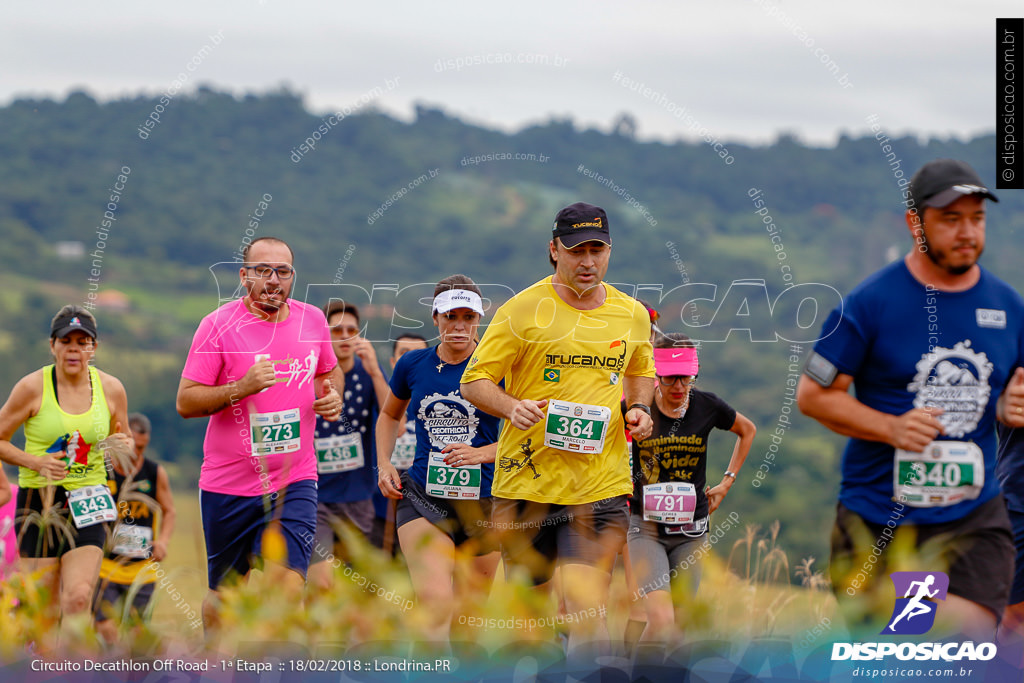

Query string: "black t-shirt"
[[106, 457, 160, 562], [627, 389, 736, 522]]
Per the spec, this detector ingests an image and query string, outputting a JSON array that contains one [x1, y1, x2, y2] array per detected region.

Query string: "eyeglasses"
[[658, 375, 696, 386], [246, 264, 295, 280]]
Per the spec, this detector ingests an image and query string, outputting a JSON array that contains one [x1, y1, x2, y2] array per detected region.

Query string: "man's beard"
[[921, 232, 982, 276]]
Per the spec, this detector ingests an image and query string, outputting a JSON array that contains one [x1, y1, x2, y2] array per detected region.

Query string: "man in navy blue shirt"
[[308, 302, 388, 591], [798, 159, 1024, 640]]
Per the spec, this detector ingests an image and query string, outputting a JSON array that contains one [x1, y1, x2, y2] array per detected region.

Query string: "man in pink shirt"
[[176, 236, 343, 635]]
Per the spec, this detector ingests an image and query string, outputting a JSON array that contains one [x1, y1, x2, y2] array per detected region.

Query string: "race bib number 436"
[[544, 400, 611, 453]]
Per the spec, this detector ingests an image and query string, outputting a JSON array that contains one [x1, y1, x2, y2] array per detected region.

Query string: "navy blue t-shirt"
[[314, 356, 382, 504], [812, 260, 1024, 525], [389, 346, 498, 496]]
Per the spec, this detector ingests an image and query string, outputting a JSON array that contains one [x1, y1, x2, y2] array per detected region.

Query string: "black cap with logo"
[[51, 312, 98, 340], [551, 202, 611, 248], [908, 159, 998, 211]]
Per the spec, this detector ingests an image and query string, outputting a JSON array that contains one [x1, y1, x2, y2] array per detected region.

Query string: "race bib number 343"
[[251, 408, 302, 456], [544, 400, 611, 453], [68, 485, 117, 528]]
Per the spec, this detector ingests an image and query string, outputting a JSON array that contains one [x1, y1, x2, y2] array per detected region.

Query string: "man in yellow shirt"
[[461, 202, 655, 647]]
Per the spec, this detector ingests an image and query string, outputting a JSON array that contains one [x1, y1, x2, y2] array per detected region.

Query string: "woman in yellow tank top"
[[0, 305, 132, 645]]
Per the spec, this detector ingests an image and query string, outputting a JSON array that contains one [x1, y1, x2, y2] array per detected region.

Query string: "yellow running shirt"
[[462, 277, 654, 505], [21, 365, 110, 489]]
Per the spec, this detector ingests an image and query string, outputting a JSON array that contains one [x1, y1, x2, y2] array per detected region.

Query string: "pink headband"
[[654, 347, 698, 376]]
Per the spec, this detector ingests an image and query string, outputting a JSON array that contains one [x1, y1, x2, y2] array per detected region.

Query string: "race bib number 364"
[[544, 400, 611, 453]]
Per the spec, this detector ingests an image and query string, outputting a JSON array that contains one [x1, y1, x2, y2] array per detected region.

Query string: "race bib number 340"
[[251, 408, 302, 456], [544, 400, 611, 453], [894, 441, 984, 508]]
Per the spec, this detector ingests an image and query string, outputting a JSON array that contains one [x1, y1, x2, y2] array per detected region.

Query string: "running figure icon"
[[888, 574, 939, 631]]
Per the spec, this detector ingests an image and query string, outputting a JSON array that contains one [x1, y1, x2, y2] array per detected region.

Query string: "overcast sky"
[[1, 1, 1017, 145]]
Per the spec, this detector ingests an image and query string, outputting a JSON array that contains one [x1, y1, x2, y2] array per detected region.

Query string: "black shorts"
[[17, 486, 107, 558], [94, 578, 155, 623], [492, 495, 629, 586], [1008, 506, 1024, 604], [830, 495, 1014, 621], [395, 472, 494, 552], [309, 499, 374, 564]]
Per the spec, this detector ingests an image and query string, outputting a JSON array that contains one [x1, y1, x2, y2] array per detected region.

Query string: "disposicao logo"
[[882, 571, 947, 635], [831, 570, 996, 663]]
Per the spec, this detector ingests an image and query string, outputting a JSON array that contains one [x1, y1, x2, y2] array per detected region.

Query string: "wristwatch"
[[628, 403, 652, 417]]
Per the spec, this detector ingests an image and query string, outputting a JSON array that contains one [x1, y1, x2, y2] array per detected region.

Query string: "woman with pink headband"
[[626, 332, 756, 643]]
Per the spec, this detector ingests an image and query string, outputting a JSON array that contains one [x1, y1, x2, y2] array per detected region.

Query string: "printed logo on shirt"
[[417, 392, 480, 450], [499, 437, 541, 479], [907, 341, 992, 438], [543, 368, 560, 382], [976, 308, 1006, 329], [544, 340, 628, 372], [254, 351, 318, 388], [46, 431, 92, 466]]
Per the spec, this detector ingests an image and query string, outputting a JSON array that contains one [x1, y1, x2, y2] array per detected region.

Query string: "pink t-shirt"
[[0, 484, 17, 579], [182, 298, 336, 496]]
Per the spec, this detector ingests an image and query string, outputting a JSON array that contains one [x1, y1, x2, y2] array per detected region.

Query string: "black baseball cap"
[[908, 159, 998, 210], [551, 202, 611, 248], [51, 312, 97, 340]]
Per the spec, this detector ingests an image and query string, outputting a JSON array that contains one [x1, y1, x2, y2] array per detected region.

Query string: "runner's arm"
[[152, 464, 176, 562], [376, 390, 410, 499], [312, 366, 345, 420], [175, 356, 280, 418], [996, 367, 1024, 428], [0, 373, 66, 477], [461, 378, 546, 430], [354, 339, 388, 410], [796, 373, 944, 451], [100, 371, 135, 461], [0, 468, 10, 508], [706, 411, 756, 513], [443, 442, 497, 466], [622, 374, 655, 438]]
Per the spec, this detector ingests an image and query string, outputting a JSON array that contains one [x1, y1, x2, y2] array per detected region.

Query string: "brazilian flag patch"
[[543, 368, 560, 382]]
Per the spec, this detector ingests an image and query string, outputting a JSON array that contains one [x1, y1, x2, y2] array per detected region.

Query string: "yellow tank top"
[[21, 364, 110, 489]]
